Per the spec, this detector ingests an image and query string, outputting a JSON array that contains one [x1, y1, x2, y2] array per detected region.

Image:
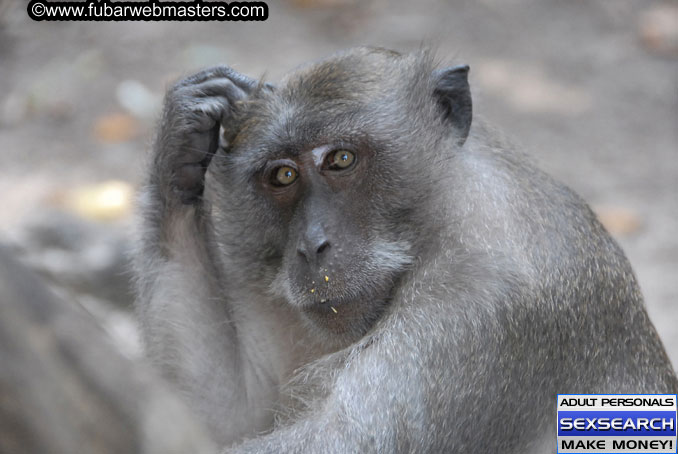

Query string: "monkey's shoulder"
[[448, 142, 631, 279]]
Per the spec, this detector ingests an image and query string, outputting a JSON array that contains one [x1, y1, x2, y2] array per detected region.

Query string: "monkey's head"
[[208, 48, 471, 341]]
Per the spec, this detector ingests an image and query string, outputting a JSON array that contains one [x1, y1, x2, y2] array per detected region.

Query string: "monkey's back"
[[445, 132, 677, 393]]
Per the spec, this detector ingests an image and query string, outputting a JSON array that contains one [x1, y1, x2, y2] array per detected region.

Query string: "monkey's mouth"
[[300, 293, 393, 341], [301, 290, 393, 321], [296, 294, 345, 314], [309, 297, 343, 315], [290, 268, 402, 330]]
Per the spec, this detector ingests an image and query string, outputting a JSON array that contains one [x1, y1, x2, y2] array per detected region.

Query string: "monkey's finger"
[[173, 162, 207, 204], [176, 65, 258, 92], [184, 96, 231, 132], [183, 123, 220, 163], [169, 125, 220, 204], [180, 78, 250, 104]]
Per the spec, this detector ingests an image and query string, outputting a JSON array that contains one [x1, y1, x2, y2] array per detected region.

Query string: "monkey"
[[134, 47, 678, 453]]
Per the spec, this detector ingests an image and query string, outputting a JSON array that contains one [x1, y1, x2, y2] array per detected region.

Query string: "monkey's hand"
[[152, 66, 255, 205]]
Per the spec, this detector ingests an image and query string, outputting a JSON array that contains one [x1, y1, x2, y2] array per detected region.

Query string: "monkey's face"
[[208, 49, 470, 341], [271, 141, 415, 338], [208, 98, 425, 341], [212, 122, 417, 340]]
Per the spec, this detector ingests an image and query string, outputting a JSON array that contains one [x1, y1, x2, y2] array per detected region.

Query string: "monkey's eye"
[[327, 150, 356, 170], [272, 166, 298, 186]]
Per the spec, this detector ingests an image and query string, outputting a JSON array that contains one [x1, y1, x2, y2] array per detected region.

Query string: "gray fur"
[[134, 48, 678, 453]]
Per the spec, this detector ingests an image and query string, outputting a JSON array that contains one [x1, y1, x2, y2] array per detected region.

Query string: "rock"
[[12, 209, 135, 308]]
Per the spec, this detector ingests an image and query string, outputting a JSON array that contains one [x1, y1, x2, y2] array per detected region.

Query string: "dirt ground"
[[0, 0, 676, 365]]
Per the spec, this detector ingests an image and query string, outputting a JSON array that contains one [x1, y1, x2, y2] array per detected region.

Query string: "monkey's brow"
[[258, 146, 302, 163], [234, 147, 297, 175]]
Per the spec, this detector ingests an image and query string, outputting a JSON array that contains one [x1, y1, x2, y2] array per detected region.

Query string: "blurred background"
[[0, 0, 676, 365]]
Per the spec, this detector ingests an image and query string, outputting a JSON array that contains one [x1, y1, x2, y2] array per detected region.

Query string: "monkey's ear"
[[433, 65, 472, 145]]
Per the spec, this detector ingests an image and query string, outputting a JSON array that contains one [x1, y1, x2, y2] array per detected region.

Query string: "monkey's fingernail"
[[324, 275, 329, 282], [330, 306, 338, 314]]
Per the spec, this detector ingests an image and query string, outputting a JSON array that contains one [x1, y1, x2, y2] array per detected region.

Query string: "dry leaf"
[[639, 5, 678, 57], [595, 207, 642, 236], [93, 113, 139, 143]]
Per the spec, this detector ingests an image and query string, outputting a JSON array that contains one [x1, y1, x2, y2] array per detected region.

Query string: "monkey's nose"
[[297, 238, 331, 265]]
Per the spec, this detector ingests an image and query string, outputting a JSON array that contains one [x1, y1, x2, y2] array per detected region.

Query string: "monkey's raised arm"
[[135, 67, 273, 444], [139, 65, 255, 283]]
